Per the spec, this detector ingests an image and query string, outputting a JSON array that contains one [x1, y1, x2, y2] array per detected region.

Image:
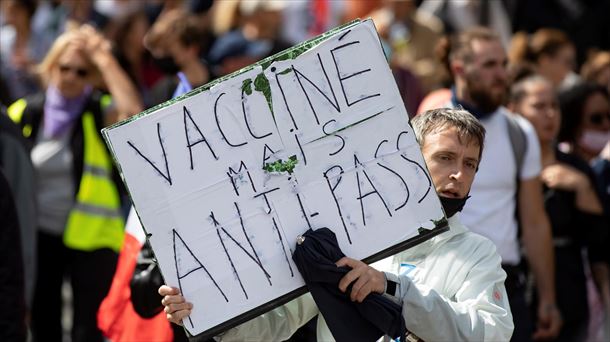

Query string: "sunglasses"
[[59, 64, 89, 78], [589, 112, 610, 126]]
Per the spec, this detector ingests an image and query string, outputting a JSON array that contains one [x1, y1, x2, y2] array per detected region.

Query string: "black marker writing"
[[323, 165, 351, 244], [128, 122, 172, 185], [395, 131, 409, 151], [183, 106, 218, 170], [172, 229, 227, 328], [274, 71, 298, 130], [294, 133, 307, 166], [262, 144, 275, 168], [323, 119, 346, 156], [272, 217, 294, 277], [242, 89, 273, 139], [402, 155, 432, 203], [211, 207, 272, 300], [374, 139, 389, 158], [354, 154, 392, 226], [292, 53, 341, 125], [253, 187, 280, 215], [377, 163, 410, 211], [338, 29, 351, 41], [214, 92, 247, 147], [296, 193, 312, 229], [330, 41, 381, 107], [227, 161, 257, 197]]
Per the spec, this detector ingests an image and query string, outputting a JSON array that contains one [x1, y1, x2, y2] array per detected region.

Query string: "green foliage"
[[242, 79, 253, 95], [254, 73, 273, 114], [264, 155, 299, 174]]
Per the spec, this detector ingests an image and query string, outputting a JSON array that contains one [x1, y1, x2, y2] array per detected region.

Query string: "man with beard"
[[160, 109, 514, 341], [443, 27, 561, 341]]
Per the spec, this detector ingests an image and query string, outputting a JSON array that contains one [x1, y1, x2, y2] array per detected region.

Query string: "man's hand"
[[159, 285, 193, 326], [336, 257, 385, 303], [532, 301, 562, 340]]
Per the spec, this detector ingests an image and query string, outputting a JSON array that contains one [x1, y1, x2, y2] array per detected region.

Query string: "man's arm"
[[337, 242, 514, 342], [217, 293, 318, 341], [518, 176, 561, 339]]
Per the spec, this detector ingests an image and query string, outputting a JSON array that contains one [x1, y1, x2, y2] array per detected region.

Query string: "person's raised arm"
[[80, 25, 143, 124]]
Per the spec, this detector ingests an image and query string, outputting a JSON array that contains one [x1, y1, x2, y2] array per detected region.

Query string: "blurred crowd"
[[1, 0, 609, 342]]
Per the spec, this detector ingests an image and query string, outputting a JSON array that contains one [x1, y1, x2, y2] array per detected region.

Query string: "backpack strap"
[[505, 112, 528, 242], [505, 113, 527, 180]]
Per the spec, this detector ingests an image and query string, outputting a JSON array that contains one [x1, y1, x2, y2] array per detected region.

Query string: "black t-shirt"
[[544, 150, 608, 262]]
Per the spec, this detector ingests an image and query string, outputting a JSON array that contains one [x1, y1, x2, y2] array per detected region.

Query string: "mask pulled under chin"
[[440, 195, 470, 218], [579, 129, 610, 155]]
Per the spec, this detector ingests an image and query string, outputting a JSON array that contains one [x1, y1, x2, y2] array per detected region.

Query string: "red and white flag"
[[98, 208, 173, 342]]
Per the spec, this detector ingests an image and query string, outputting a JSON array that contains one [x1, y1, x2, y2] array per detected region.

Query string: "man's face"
[[421, 126, 480, 199], [463, 39, 508, 112]]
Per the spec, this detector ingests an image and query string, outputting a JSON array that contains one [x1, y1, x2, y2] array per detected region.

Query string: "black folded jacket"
[[292, 228, 406, 342]]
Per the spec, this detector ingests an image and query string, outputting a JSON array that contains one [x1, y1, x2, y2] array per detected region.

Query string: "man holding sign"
[[160, 108, 514, 341]]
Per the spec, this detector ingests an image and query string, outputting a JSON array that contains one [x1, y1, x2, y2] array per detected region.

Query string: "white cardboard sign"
[[103, 19, 447, 337]]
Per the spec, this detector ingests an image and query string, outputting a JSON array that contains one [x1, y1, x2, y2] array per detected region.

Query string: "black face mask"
[[152, 56, 180, 75], [440, 195, 470, 218]]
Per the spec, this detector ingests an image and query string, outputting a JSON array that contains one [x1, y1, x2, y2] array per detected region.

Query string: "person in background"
[[0, 0, 43, 102], [29, 0, 110, 56], [7, 24, 142, 342], [559, 83, 610, 164], [439, 27, 560, 341], [143, 8, 214, 107], [280, 0, 345, 46], [160, 108, 514, 342], [592, 142, 610, 216], [558, 84, 610, 340], [591, 139, 610, 341], [0, 169, 27, 342], [509, 75, 609, 341], [509, 28, 578, 91], [419, 0, 513, 48], [369, 0, 445, 93], [581, 51, 610, 95], [106, 10, 156, 106], [0, 109, 36, 324], [367, 0, 443, 116], [207, 0, 290, 76]]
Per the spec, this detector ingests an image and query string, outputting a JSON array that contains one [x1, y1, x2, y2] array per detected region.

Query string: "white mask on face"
[[579, 129, 610, 155]]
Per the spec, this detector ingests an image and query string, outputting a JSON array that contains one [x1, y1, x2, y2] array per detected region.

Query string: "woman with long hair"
[[509, 75, 609, 342], [7, 24, 141, 342]]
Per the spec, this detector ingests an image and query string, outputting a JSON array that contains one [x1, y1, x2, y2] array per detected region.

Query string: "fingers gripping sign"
[[336, 257, 386, 303], [159, 285, 193, 326]]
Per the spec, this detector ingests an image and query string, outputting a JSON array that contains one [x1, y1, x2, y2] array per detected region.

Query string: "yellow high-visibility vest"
[[8, 97, 125, 252]]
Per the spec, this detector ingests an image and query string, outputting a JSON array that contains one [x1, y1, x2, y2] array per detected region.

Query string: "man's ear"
[[450, 59, 465, 78]]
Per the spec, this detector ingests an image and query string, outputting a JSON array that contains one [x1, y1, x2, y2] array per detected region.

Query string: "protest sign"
[[103, 19, 448, 338]]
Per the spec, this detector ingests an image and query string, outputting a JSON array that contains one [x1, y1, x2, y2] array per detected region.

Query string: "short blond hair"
[[37, 26, 101, 86], [411, 108, 486, 161]]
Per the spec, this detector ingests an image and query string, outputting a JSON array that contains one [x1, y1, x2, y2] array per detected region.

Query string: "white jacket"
[[216, 215, 514, 341]]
